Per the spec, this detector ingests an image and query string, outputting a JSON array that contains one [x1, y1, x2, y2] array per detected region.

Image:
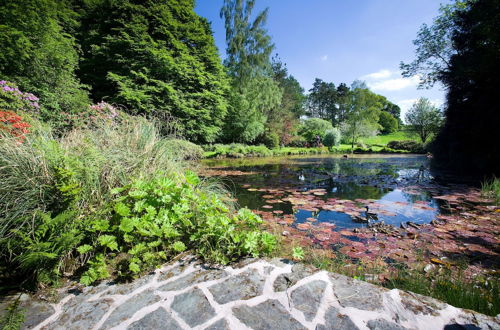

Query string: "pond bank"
[[202, 145, 417, 159], [201, 154, 500, 316], [3, 256, 499, 330]]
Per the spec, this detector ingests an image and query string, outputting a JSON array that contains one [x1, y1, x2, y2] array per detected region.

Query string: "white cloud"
[[361, 69, 393, 80], [360, 69, 420, 91], [320, 55, 328, 61], [368, 76, 420, 92]]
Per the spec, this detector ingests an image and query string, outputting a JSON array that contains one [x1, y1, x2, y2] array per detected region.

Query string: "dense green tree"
[[220, 0, 282, 143], [307, 79, 338, 125], [323, 128, 342, 149], [379, 111, 398, 134], [260, 56, 306, 146], [433, 0, 500, 175], [0, 0, 89, 125], [299, 118, 333, 144], [405, 98, 442, 143], [341, 86, 382, 151], [77, 0, 229, 143], [336, 83, 351, 124]]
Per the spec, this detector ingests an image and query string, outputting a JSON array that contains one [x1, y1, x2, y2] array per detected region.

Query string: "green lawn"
[[361, 130, 417, 146]]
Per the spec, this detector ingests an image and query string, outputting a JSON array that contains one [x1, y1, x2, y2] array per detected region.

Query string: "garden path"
[[7, 256, 500, 330]]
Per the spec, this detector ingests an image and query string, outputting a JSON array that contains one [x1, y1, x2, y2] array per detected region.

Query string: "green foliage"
[[405, 98, 443, 143], [341, 87, 382, 150], [163, 139, 204, 161], [433, 0, 500, 176], [0, 0, 89, 125], [220, 0, 283, 143], [386, 140, 425, 153], [78, 0, 229, 143], [292, 247, 305, 260], [299, 118, 333, 143], [1, 118, 275, 287], [481, 177, 500, 204], [258, 131, 280, 149], [323, 128, 342, 149], [78, 172, 276, 284], [379, 112, 398, 134], [204, 143, 273, 158], [0, 297, 25, 330], [400, 0, 470, 87], [307, 79, 340, 125], [7, 211, 82, 286]]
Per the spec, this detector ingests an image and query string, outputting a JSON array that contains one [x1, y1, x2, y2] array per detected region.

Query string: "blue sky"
[[195, 0, 450, 120]]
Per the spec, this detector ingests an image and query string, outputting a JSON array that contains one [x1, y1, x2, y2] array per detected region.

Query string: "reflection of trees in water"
[[330, 182, 386, 200]]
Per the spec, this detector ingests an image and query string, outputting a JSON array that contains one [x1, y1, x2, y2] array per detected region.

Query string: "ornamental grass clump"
[[0, 117, 276, 288]]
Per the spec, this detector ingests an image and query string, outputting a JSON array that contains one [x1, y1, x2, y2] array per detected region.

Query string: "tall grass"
[[481, 177, 500, 204], [0, 118, 194, 252]]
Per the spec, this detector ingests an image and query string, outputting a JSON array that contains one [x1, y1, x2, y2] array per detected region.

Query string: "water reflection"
[[203, 154, 439, 230]]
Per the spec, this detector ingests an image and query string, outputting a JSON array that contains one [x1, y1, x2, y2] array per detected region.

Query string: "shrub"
[[259, 131, 280, 149], [323, 128, 341, 149], [0, 110, 31, 142], [387, 140, 425, 153], [163, 139, 204, 160], [0, 81, 40, 113], [299, 118, 333, 143], [77, 172, 277, 284], [287, 136, 308, 148], [0, 118, 276, 287], [379, 112, 398, 134]]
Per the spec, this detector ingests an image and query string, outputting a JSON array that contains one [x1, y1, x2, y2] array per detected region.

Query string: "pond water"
[[202, 154, 443, 231]]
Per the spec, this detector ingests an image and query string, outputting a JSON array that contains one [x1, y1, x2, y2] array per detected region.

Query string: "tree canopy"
[[432, 0, 500, 175], [405, 98, 442, 143], [78, 0, 229, 143], [0, 0, 89, 125]]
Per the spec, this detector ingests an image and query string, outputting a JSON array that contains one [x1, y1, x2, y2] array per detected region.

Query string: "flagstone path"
[[5, 256, 500, 329]]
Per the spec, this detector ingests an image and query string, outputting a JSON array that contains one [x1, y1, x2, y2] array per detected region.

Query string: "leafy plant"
[[0, 296, 25, 330], [292, 247, 305, 260], [77, 171, 277, 284]]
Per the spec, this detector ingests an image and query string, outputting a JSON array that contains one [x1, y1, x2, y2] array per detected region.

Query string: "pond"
[[202, 154, 442, 231]]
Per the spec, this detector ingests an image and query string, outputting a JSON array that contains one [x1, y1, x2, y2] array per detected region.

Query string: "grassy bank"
[[202, 143, 412, 159], [0, 118, 276, 290]]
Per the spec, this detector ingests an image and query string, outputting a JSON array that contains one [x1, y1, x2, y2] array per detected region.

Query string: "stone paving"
[[5, 256, 500, 329]]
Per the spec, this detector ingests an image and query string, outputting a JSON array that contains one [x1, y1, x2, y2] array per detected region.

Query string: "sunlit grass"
[[361, 130, 417, 146]]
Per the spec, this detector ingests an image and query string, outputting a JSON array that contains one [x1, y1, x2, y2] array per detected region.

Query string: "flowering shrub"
[[60, 102, 124, 130], [0, 110, 31, 142], [0, 81, 40, 113]]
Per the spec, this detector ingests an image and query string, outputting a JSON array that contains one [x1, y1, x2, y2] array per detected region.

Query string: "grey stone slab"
[[101, 289, 161, 329], [171, 288, 215, 327], [233, 299, 306, 330], [316, 307, 360, 330], [158, 269, 228, 292], [45, 298, 113, 330], [21, 300, 55, 329], [329, 273, 384, 311], [103, 274, 155, 296], [398, 291, 447, 317], [157, 264, 190, 282], [367, 318, 407, 330], [205, 318, 230, 330], [274, 263, 318, 292], [208, 269, 265, 304], [127, 307, 180, 330], [291, 280, 327, 321], [268, 258, 293, 268]]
